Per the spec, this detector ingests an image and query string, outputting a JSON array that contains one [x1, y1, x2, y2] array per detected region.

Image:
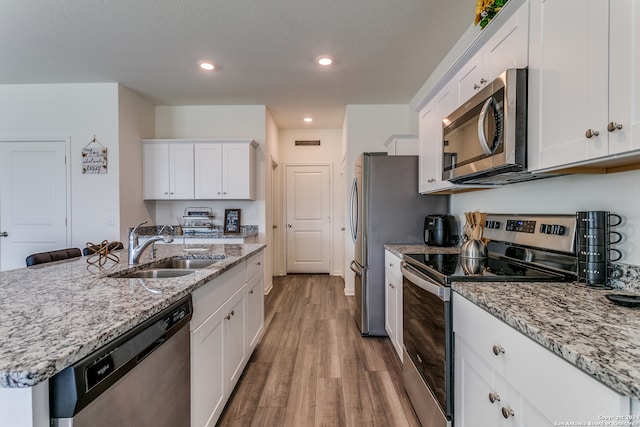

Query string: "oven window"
[[403, 276, 447, 412]]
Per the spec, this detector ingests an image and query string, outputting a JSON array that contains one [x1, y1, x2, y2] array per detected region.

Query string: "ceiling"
[[0, 0, 472, 129]]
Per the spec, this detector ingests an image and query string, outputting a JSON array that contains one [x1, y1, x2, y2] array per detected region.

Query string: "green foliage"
[[479, 0, 510, 29]]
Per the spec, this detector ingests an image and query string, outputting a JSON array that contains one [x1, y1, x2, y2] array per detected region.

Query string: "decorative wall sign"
[[82, 135, 108, 174], [224, 209, 242, 234]]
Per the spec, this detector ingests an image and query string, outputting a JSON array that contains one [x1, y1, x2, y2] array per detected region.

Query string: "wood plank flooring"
[[217, 275, 421, 427]]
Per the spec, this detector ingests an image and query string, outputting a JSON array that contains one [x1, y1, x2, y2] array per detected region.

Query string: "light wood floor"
[[217, 274, 421, 427]]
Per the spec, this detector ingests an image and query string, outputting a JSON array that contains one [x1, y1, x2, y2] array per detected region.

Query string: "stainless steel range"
[[401, 214, 578, 427]]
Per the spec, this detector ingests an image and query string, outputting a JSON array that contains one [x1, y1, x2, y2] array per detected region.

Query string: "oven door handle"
[[401, 262, 450, 302]]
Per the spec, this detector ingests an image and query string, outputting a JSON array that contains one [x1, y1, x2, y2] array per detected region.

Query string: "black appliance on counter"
[[424, 214, 458, 247], [402, 213, 578, 427]]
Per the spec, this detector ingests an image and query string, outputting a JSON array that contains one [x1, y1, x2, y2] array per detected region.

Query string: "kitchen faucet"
[[128, 221, 174, 265]]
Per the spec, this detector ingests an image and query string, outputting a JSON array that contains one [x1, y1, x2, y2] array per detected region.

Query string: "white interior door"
[[285, 164, 331, 274], [0, 140, 68, 271]]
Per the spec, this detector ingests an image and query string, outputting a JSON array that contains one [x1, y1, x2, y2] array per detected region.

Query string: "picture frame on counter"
[[224, 209, 241, 234]]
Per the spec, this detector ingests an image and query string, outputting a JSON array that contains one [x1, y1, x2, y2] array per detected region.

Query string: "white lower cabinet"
[[190, 251, 264, 427], [454, 294, 630, 426], [246, 251, 265, 353], [384, 250, 403, 361]]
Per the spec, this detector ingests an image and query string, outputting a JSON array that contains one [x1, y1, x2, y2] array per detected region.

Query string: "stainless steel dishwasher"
[[50, 295, 192, 427]]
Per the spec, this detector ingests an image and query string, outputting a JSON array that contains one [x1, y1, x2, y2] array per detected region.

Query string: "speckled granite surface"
[[0, 243, 265, 388], [386, 243, 640, 400], [453, 281, 640, 400], [139, 224, 258, 239], [384, 243, 459, 258]]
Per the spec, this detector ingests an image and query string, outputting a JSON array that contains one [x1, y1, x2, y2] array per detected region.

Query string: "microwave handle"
[[478, 97, 498, 155]]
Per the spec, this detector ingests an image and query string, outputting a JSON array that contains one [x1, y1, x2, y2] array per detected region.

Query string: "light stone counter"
[[0, 243, 265, 388], [453, 281, 640, 401], [385, 243, 640, 401]]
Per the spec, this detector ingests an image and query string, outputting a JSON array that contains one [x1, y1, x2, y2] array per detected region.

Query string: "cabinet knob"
[[225, 313, 231, 320], [389, 283, 395, 289], [249, 290, 254, 294], [501, 407, 515, 419], [427, 178, 436, 183], [585, 129, 600, 138], [473, 83, 481, 90], [488, 392, 501, 404], [231, 310, 235, 316], [492, 345, 505, 356], [164, 192, 169, 195], [608, 122, 623, 132], [480, 78, 487, 84], [0, 231, 8, 238]]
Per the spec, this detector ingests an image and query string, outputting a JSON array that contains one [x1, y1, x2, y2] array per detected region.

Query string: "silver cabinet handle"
[[480, 78, 487, 84], [585, 129, 600, 138], [488, 392, 501, 404], [492, 345, 505, 356], [473, 83, 481, 90], [608, 122, 623, 132], [0, 231, 8, 237], [501, 407, 515, 418]]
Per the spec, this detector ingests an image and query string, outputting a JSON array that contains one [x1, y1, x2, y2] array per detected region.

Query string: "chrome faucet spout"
[[128, 221, 174, 264]]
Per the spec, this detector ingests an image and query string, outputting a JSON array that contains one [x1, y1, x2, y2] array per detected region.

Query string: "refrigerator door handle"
[[350, 260, 362, 276], [349, 177, 358, 243]]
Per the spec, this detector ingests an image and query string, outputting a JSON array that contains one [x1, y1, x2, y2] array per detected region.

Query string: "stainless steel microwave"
[[442, 68, 528, 185]]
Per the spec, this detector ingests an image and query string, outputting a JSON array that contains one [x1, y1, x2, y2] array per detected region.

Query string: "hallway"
[[217, 274, 420, 426]]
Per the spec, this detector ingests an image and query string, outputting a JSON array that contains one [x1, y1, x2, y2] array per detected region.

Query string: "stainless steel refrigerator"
[[349, 153, 448, 336]]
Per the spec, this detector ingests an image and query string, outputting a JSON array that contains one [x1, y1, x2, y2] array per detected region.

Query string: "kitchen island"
[[0, 243, 265, 426]]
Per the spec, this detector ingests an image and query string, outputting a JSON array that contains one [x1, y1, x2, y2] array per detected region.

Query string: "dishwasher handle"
[[401, 261, 450, 301]]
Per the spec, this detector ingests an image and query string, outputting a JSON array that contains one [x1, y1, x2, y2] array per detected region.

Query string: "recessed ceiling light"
[[199, 61, 215, 71], [304, 117, 313, 123], [317, 56, 333, 66]]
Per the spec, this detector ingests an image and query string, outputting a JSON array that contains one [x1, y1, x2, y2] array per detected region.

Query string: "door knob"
[[287, 224, 292, 228], [585, 129, 600, 138], [608, 122, 623, 132], [0, 231, 8, 237]]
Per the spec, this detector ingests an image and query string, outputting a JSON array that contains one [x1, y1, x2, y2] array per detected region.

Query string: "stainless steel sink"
[[152, 258, 222, 269], [115, 269, 196, 279]]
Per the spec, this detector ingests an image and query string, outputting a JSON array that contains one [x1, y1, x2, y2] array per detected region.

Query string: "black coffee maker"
[[424, 214, 458, 247]]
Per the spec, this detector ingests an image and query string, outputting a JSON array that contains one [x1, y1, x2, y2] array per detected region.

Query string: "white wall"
[[153, 105, 272, 286], [342, 104, 418, 295], [451, 170, 640, 266], [278, 128, 344, 277], [0, 83, 121, 248], [118, 85, 156, 241]]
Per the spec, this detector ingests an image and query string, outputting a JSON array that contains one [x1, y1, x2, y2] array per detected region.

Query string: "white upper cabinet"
[[143, 142, 194, 200], [419, 82, 456, 193], [194, 141, 256, 200], [529, 0, 640, 171], [143, 139, 256, 201], [453, 1, 529, 109]]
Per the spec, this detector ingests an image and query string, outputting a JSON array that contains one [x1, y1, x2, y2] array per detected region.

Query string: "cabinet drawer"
[[384, 250, 402, 280], [191, 262, 245, 330], [246, 251, 264, 281]]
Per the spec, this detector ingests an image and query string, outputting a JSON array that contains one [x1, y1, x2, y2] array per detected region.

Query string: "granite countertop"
[[0, 243, 265, 388], [385, 243, 640, 401], [454, 282, 640, 401], [139, 224, 258, 239], [384, 243, 459, 258]]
